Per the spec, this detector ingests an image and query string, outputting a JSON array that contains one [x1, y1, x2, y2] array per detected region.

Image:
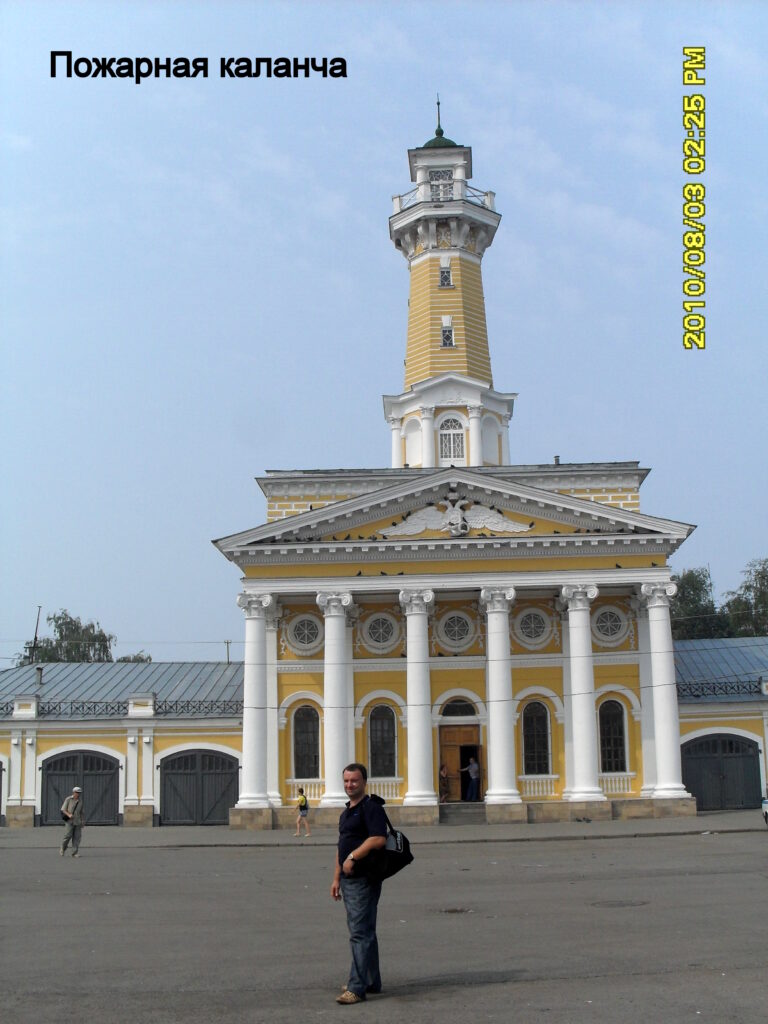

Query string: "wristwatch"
[[347, 853, 355, 861]]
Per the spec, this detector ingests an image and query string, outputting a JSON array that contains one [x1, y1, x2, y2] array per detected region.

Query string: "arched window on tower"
[[599, 700, 627, 773], [438, 417, 465, 465], [293, 705, 320, 778], [369, 705, 397, 778], [522, 701, 550, 775]]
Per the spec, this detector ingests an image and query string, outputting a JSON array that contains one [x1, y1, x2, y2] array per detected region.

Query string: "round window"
[[512, 608, 553, 650], [436, 611, 475, 652], [361, 613, 400, 653], [591, 606, 629, 646], [286, 614, 324, 655]]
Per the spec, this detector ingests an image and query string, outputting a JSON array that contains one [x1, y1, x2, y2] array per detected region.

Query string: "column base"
[[229, 807, 274, 830], [402, 792, 438, 806], [651, 784, 692, 800], [5, 805, 35, 828], [122, 805, 154, 827], [566, 788, 608, 802], [320, 794, 347, 808], [267, 791, 283, 808], [484, 791, 523, 805]]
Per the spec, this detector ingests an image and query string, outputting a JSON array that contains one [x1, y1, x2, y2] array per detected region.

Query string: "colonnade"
[[234, 582, 689, 810]]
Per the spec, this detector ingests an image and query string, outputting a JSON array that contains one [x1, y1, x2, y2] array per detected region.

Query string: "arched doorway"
[[439, 698, 481, 801], [42, 751, 120, 825], [160, 749, 239, 825], [681, 734, 762, 811]]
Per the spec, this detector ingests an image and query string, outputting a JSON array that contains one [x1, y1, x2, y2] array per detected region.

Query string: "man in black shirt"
[[330, 763, 387, 1004]]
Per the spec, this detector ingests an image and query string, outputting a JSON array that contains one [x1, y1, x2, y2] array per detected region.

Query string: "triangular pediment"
[[214, 468, 693, 563]]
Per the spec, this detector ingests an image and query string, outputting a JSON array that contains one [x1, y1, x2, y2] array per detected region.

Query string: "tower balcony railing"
[[392, 183, 496, 214]]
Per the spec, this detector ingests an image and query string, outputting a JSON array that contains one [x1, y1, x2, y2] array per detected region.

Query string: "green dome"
[[422, 124, 458, 148]]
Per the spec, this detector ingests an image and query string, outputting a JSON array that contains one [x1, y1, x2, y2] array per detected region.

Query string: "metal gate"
[[41, 751, 120, 825], [682, 734, 762, 811], [160, 750, 239, 825]]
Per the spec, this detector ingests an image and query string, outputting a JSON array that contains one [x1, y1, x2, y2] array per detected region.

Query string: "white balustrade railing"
[[518, 775, 558, 798], [286, 779, 325, 802], [599, 773, 636, 795], [368, 778, 404, 802]]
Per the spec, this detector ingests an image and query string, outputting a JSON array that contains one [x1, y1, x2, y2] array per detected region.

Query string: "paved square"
[[2, 827, 766, 1023]]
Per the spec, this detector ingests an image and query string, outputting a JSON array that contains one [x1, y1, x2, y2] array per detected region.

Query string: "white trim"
[[512, 607, 554, 650], [0, 753, 9, 819], [595, 684, 642, 718], [514, 686, 565, 721], [359, 611, 402, 655], [354, 689, 407, 727], [434, 609, 476, 652], [596, 696, 631, 773], [283, 613, 324, 656], [591, 604, 630, 647], [278, 690, 324, 729], [432, 687, 488, 726], [36, 742, 127, 815]]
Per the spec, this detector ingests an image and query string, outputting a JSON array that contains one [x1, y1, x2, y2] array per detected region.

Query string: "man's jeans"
[[340, 875, 383, 996]]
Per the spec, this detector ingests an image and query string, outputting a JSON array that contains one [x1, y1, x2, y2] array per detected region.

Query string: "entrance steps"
[[439, 802, 486, 825]]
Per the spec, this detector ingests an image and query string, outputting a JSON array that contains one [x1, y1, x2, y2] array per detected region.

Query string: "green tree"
[[670, 567, 731, 640], [116, 651, 153, 663], [723, 558, 768, 637], [17, 610, 150, 665]]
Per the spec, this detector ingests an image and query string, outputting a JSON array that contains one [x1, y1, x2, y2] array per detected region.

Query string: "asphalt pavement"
[[2, 811, 766, 1024]]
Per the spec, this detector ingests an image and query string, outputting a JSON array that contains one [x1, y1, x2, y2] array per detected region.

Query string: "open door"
[[439, 725, 480, 801]]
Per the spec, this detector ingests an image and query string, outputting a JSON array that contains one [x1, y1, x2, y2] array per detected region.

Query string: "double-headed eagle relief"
[[380, 497, 533, 538]]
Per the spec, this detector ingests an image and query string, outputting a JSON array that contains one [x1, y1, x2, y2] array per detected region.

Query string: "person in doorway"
[[330, 763, 387, 1004], [459, 756, 481, 801], [438, 763, 450, 803], [60, 786, 85, 857], [294, 787, 312, 837]]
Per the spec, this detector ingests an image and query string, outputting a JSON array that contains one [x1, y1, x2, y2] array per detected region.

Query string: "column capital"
[[399, 589, 435, 615], [237, 593, 274, 618], [467, 404, 483, 418], [387, 415, 402, 429], [316, 591, 355, 617], [560, 584, 599, 611], [480, 587, 516, 613], [639, 582, 677, 609], [265, 601, 283, 630], [419, 405, 435, 419]]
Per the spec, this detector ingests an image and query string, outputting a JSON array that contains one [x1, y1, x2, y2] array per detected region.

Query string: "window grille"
[[441, 326, 455, 347], [594, 609, 623, 639], [442, 699, 477, 717], [522, 701, 550, 775], [369, 705, 396, 777], [439, 267, 452, 287], [438, 418, 465, 462], [599, 700, 627, 772], [519, 611, 546, 641], [293, 618, 320, 646], [429, 168, 453, 201], [294, 705, 320, 778]]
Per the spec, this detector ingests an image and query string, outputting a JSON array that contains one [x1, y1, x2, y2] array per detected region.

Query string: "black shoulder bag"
[[366, 795, 414, 881]]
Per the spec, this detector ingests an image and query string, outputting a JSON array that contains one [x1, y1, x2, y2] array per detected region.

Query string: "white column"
[[345, 610, 358, 765], [468, 405, 483, 466], [480, 587, 521, 803], [7, 731, 22, 804], [632, 598, 656, 796], [561, 585, 606, 801], [500, 414, 511, 465], [557, 602, 574, 798], [400, 589, 437, 805], [266, 603, 282, 806], [125, 733, 139, 805], [140, 731, 154, 809], [388, 417, 403, 469], [317, 592, 355, 806], [421, 406, 435, 468], [23, 731, 36, 807], [235, 592, 272, 808], [641, 583, 690, 798]]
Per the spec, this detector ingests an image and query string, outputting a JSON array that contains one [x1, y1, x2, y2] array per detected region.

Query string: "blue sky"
[[2, 1, 766, 663]]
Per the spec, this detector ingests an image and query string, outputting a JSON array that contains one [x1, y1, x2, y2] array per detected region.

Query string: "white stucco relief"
[[380, 498, 533, 538]]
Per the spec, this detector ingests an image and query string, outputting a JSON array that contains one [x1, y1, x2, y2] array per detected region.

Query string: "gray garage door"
[[42, 751, 120, 825], [682, 734, 762, 811], [160, 750, 239, 824]]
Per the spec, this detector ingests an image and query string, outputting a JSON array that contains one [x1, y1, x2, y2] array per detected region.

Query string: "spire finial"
[[435, 93, 443, 137]]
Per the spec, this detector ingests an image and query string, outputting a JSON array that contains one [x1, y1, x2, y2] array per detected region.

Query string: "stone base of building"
[[272, 807, 345, 830], [611, 797, 697, 819], [485, 803, 527, 825], [4, 805, 35, 828], [387, 805, 440, 827], [122, 805, 154, 827], [229, 807, 274, 830]]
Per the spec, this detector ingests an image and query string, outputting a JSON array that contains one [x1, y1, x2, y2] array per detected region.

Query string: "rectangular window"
[[441, 326, 454, 347], [439, 267, 452, 287]]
